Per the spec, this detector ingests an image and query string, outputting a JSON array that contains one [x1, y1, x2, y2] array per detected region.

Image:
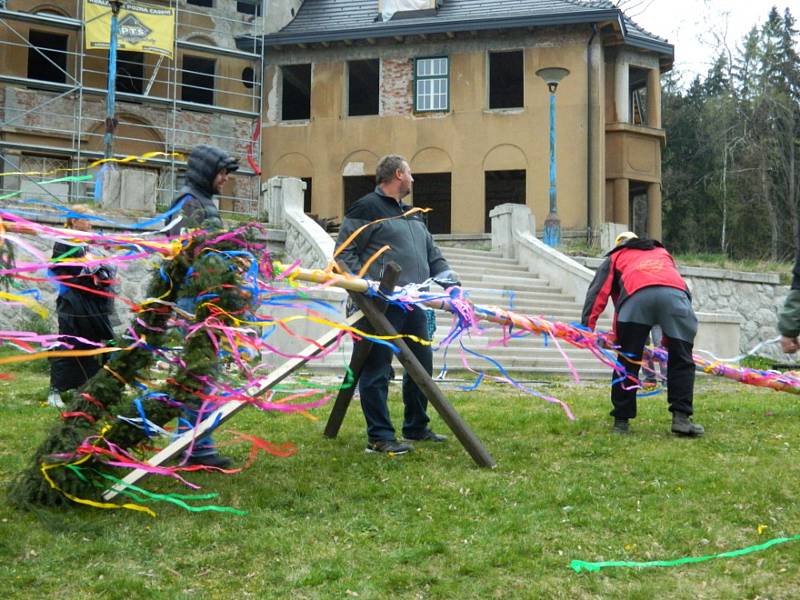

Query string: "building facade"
[[259, 0, 672, 240], [0, 0, 264, 214]]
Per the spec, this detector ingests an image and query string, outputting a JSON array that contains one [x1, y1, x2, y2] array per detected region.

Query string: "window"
[[343, 176, 375, 211], [27, 30, 68, 83], [414, 57, 448, 112], [188, 0, 213, 6], [242, 67, 255, 89], [18, 155, 71, 201], [485, 170, 526, 232], [117, 51, 144, 95], [413, 173, 451, 234], [182, 55, 215, 105], [489, 51, 523, 109], [281, 64, 311, 120], [347, 59, 380, 116], [237, 1, 261, 15], [629, 66, 649, 125]]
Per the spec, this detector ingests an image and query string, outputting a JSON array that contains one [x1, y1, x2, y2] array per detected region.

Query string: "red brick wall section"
[[381, 58, 413, 116]]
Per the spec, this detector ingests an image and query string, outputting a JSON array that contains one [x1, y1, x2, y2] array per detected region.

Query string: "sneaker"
[[365, 439, 414, 455], [47, 388, 65, 409], [184, 453, 233, 469], [403, 429, 448, 443], [612, 418, 630, 434], [671, 412, 704, 437]]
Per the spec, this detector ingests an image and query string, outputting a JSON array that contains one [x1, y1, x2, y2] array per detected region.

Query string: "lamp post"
[[536, 67, 570, 247], [103, 0, 124, 159]]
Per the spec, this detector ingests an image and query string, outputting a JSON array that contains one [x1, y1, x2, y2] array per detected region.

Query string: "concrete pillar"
[[615, 59, 629, 123], [647, 68, 661, 128], [260, 176, 306, 225], [613, 178, 629, 226], [489, 202, 535, 258], [647, 182, 662, 241]]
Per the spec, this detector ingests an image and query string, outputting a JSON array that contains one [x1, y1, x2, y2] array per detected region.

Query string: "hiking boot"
[[612, 418, 630, 434], [671, 412, 704, 437], [403, 429, 448, 443], [365, 439, 414, 455], [185, 453, 233, 469]]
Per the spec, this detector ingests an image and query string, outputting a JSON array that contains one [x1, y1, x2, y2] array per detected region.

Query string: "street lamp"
[[536, 66, 570, 247], [103, 0, 124, 159]]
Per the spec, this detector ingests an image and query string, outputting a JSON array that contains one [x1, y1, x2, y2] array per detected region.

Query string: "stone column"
[[647, 68, 661, 128], [647, 182, 662, 240], [613, 178, 629, 226], [490, 203, 535, 259], [615, 58, 630, 123]]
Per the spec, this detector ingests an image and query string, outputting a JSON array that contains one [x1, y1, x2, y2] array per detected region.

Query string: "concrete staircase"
[[299, 244, 613, 380], [432, 245, 612, 379]]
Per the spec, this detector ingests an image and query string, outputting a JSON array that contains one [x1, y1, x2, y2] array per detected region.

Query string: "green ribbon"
[[70, 466, 248, 516], [571, 535, 800, 572]]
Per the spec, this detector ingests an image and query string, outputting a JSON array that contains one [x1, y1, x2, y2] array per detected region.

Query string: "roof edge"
[[263, 8, 622, 45]]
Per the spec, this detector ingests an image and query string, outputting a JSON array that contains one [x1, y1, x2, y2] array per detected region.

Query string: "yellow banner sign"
[[84, 0, 175, 59]]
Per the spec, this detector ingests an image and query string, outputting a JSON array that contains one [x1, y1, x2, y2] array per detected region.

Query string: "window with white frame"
[[414, 57, 448, 112]]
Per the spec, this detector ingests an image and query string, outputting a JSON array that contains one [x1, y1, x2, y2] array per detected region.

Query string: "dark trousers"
[[611, 321, 695, 419], [358, 304, 431, 441]]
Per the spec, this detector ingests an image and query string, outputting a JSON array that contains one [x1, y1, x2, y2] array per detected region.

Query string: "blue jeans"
[[358, 305, 432, 441]]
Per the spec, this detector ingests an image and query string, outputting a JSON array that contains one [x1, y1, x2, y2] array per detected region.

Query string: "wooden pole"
[[102, 310, 365, 501], [349, 263, 496, 469], [323, 265, 400, 438]]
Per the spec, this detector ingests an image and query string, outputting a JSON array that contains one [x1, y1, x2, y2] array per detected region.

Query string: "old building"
[[0, 0, 264, 214], [257, 0, 672, 240]]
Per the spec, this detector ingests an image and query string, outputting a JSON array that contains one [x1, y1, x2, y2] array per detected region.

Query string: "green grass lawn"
[[2, 364, 800, 599]]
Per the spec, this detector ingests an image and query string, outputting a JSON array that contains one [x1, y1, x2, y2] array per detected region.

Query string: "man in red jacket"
[[581, 232, 703, 436]]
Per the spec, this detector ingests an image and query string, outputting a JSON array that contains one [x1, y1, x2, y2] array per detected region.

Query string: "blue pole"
[[543, 91, 561, 246], [103, 1, 123, 159]]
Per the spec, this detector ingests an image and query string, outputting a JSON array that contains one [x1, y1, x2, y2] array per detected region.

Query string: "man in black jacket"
[[336, 154, 458, 455]]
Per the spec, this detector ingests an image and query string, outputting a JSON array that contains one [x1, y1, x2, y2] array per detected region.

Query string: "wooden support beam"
[[323, 265, 400, 438], [349, 263, 496, 469], [102, 310, 365, 501]]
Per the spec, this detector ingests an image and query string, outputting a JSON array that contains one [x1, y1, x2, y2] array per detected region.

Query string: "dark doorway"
[[485, 170, 526, 232], [343, 176, 375, 211], [413, 173, 451, 234], [630, 180, 649, 236], [301, 177, 312, 213]]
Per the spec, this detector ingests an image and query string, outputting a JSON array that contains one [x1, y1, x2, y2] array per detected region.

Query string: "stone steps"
[[299, 246, 613, 379]]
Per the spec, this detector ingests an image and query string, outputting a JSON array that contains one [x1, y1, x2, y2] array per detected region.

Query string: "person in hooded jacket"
[[169, 145, 239, 468], [581, 231, 704, 437], [48, 214, 116, 408], [167, 144, 239, 236]]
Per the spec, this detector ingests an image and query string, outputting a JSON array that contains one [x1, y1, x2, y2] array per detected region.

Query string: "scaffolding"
[[0, 0, 265, 217]]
